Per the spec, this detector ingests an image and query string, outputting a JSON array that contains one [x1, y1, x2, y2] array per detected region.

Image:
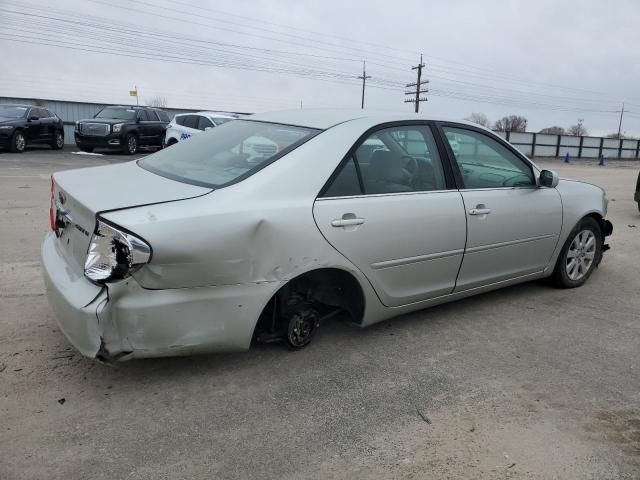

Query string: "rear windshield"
[[139, 120, 319, 188], [95, 107, 137, 120]]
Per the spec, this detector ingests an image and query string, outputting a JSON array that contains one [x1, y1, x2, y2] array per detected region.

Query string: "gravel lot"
[[1, 147, 639, 479]]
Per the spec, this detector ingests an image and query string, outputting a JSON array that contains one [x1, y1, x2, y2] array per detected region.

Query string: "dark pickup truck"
[[75, 105, 170, 155]]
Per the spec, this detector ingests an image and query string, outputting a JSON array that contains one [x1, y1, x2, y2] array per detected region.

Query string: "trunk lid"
[[52, 161, 210, 273]]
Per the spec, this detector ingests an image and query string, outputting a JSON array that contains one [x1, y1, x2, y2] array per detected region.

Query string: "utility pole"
[[404, 54, 428, 112], [617, 102, 625, 139], [357, 61, 371, 109]]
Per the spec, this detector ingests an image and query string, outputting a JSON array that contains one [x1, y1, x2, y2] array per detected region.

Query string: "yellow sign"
[[129, 90, 137, 96]]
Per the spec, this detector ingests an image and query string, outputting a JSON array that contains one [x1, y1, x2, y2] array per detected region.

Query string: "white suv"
[[164, 111, 236, 146]]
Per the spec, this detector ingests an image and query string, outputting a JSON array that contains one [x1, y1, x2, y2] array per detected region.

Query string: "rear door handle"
[[468, 208, 491, 215], [331, 218, 365, 227]]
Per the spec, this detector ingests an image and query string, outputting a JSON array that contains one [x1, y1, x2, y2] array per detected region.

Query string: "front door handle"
[[468, 207, 492, 215]]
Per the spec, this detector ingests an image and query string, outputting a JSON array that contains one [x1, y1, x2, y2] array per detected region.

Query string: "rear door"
[[313, 123, 467, 307], [440, 124, 562, 291], [146, 110, 163, 146]]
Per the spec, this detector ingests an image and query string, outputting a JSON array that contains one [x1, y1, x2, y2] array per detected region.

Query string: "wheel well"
[[254, 268, 365, 338], [584, 212, 610, 237], [167, 137, 177, 145]]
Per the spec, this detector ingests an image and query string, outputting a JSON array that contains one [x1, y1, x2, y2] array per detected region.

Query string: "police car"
[[164, 111, 236, 146]]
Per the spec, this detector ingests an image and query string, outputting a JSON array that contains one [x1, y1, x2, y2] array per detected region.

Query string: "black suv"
[[75, 106, 170, 155], [0, 104, 65, 153]]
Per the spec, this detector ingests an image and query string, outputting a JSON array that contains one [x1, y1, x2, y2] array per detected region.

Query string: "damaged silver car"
[[42, 109, 613, 361]]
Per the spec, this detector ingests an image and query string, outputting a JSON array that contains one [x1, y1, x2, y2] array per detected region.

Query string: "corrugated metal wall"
[[0, 97, 230, 144]]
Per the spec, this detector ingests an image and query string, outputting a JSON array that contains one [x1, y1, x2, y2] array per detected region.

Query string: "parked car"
[[42, 109, 613, 361], [0, 104, 64, 153], [164, 111, 235, 146], [635, 170, 640, 212], [75, 106, 170, 155]]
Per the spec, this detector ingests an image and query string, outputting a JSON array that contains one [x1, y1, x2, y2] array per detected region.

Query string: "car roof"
[[247, 108, 481, 130]]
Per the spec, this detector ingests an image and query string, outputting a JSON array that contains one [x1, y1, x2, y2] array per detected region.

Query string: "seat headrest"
[[369, 150, 408, 184]]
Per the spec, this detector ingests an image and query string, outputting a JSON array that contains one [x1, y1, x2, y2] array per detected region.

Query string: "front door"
[[313, 124, 467, 307], [441, 125, 563, 291]]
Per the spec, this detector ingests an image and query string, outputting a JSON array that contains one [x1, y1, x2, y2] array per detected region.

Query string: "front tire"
[[123, 133, 138, 155], [551, 217, 602, 288], [51, 130, 64, 150], [9, 130, 26, 153]]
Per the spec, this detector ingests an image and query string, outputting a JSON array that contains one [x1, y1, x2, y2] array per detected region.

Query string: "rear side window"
[[156, 110, 170, 122], [321, 124, 447, 197], [140, 120, 319, 188], [323, 158, 363, 197]]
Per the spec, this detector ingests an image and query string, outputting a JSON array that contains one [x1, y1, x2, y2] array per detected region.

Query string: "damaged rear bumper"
[[41, 233, 107, 358], [41, 233, 284, 361]]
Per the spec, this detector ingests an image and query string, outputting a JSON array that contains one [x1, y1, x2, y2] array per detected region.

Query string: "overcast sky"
[[2, 0, 640, 136]]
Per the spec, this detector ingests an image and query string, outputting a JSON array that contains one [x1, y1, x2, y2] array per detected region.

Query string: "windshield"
[[94, 107, 137, 120], [139, 120, 319, 188], [213, 117, 232, 125], [0, 105, 28, 118]]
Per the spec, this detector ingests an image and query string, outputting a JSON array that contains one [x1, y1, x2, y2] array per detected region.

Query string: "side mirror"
[[539, 169, 559, 188], [204, 126, 213, 131], [136, 117, 141, 123], [28, 116, 39, 122]]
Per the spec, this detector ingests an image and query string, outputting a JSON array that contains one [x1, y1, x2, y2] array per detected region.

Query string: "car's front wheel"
[[123, 133, 138, 155], [51, 130, 64, 150], [9, 130, 26, 153], [552, 217, 602, 288]]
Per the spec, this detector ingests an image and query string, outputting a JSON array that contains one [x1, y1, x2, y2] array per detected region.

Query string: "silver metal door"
[[455, 187, 562, 290], [314, 191, 467, 307]]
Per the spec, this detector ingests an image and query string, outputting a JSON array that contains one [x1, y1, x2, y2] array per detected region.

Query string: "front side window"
[[147, 110, 160, 121], [95, 107, 137, 120], [139, 120, 318, 188], [321, 125, 447, 197], [443, 127, 535, 188], [137, 110, 150, 121], [183, 115, 199, 129], [197, 116, 214, 130], [156, 111, 170, 122]]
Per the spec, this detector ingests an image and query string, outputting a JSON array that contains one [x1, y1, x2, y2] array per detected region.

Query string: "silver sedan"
[[42, 110, 613, 361]]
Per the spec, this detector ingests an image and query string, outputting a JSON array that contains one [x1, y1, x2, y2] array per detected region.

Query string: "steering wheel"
[[502, 173, 532, 187], [400, 155, 418, 184]]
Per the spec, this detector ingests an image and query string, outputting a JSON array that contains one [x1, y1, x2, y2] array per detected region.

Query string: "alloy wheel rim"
[[128, 136, 136, 153], [56, 133, 63, 148], [16, 133, 25, 151], [566, 229, 596, 281]]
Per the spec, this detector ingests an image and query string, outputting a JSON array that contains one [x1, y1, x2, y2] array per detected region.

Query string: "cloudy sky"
[[1, 0, 640, 136]]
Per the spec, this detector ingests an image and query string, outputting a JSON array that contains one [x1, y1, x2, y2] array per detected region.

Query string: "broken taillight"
[[49, 176, 55, 231]]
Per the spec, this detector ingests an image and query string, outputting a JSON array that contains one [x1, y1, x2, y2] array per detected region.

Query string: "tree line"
[[464, 112, 610, 137]]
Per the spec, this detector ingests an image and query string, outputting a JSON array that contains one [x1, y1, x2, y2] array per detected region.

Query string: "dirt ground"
[[0, 148, 639, 479]]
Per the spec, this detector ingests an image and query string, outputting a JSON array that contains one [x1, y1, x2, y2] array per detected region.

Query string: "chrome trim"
[[465, 234, 555, 254], [371, 249, 465, 270], [317, 189, 460, 201]]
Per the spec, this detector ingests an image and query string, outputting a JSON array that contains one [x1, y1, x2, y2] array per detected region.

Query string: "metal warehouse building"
[[0, 97, 245, 145]]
